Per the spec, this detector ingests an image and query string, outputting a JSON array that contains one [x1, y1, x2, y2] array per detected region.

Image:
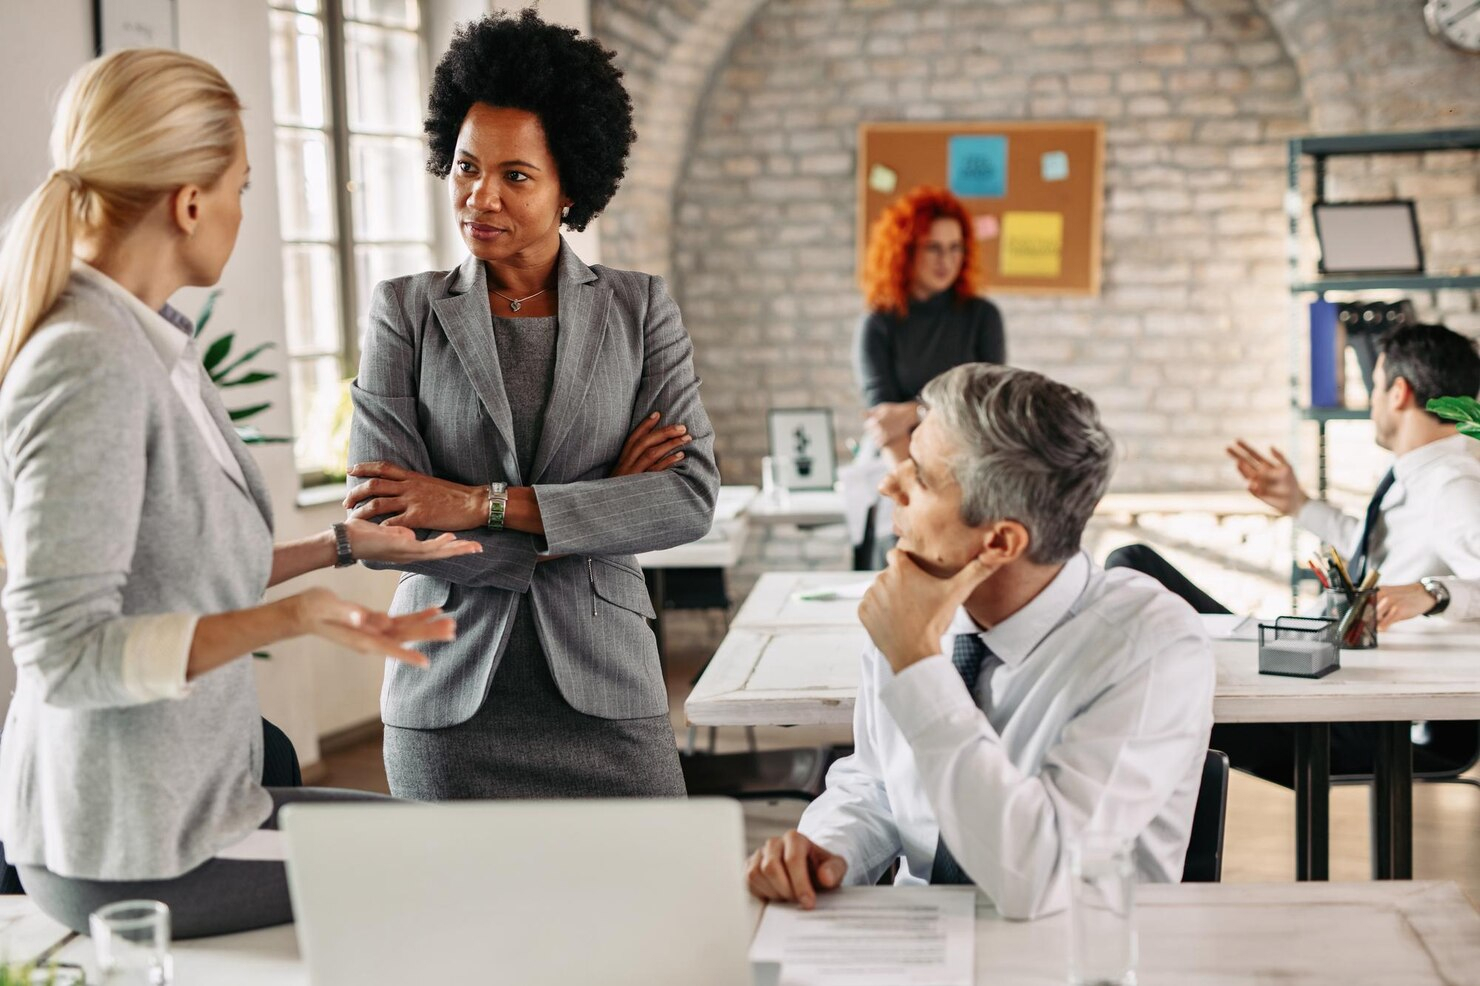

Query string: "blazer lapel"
[[529, 241, 612, 484], [432, 256, 522, 485], [196, 372, 275, 532]]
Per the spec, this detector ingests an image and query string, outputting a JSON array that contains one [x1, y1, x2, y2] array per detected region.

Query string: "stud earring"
[[561, 205, 571, 220]]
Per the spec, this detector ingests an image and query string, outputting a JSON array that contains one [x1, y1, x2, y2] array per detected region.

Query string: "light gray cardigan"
[[0, 273, 275, 881], [350, 243, 719, 729]]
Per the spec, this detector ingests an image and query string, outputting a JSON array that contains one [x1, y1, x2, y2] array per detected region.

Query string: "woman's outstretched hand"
[[288, 589, 456, 667], [343, 518, 482, 562]]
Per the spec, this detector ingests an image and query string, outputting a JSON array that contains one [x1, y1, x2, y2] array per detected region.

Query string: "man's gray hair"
[[919, 363, 1115, 564]]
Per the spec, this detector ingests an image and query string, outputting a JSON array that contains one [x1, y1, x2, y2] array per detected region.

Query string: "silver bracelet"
[[332, 522, 355, 568]]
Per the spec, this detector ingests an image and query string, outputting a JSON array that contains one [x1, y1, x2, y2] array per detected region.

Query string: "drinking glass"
[[90, 900, 172, 985], [1068, 834, 1136, 986]]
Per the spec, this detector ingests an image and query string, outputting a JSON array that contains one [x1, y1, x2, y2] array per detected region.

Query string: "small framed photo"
[[767, 408, 837, 491], [94, 0, 178, 55]]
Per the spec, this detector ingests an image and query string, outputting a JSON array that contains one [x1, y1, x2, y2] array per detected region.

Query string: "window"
[[267, 0, 435, 486]]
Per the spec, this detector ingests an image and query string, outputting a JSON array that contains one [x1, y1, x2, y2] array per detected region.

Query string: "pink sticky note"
[[974, 214, 1000, 240]]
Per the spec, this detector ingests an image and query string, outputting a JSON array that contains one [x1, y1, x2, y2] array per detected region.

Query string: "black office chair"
[[1182, 749, 1230, 883], [680, 745, 851, 802]]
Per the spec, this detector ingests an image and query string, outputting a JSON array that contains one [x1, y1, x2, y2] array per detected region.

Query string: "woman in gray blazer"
[[0, 50, 475, 938], [345, 11, 718, 800]]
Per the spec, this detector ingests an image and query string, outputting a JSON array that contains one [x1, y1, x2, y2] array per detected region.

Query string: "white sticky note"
[[868, 162, 898, 195], [1041, 150, 1070, 182]]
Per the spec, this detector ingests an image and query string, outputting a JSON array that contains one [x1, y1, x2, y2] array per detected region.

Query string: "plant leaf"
[[219, 370, 278, 388], [194, 290, 220, 338], [209, 341, 276, 383], [202, 332, 235, 373], [1427, 396, 1480, 423], [228, 401, 271, 422]]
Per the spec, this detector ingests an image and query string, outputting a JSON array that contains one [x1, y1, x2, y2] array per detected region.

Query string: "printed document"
[[749, 887, 975, 986]]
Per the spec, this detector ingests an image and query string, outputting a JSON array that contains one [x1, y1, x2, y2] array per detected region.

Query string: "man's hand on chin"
[[859, 548, 998, 674]]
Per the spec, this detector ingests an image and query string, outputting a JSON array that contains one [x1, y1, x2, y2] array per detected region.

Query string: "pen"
[[1327, 546, 1355, 596], [1308, 559, 1331, 589]]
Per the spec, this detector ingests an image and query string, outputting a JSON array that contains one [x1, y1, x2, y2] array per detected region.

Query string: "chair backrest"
[[1182, 749, 1229, 883]]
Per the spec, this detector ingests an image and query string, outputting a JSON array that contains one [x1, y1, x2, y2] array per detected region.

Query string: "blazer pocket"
[[587, 558, 656, 619], [391, 573, 453, 615]]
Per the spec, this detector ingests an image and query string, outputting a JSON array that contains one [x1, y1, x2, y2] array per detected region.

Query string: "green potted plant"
[[194, 290, 289, 446]]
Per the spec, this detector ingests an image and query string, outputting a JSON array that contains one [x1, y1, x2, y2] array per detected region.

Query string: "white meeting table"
[[12, 881, 1480, 984], [690, 571, 1480, 882]]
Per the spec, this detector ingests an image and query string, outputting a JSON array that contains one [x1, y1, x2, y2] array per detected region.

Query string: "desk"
[[22, 881, 1479, 983], [690, 573, 1480, 881]]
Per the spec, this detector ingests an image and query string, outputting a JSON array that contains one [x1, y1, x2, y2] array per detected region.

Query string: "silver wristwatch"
[[486, 482, 509, 530], [1420, 577, 1451, 616]]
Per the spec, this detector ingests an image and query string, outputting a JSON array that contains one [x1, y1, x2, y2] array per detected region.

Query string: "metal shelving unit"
[[1285, 127, 1480, 599]]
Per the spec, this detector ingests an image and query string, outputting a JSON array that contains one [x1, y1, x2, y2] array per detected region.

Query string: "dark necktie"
[[1349, 468, 1395, 581], [930, 632, 997, 885]]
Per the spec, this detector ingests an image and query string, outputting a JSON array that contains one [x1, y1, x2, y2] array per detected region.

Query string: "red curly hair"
[[862, 186, 980, 318]]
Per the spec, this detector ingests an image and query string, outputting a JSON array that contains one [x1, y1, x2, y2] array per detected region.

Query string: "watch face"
[[1427, 0, 1480, 52]]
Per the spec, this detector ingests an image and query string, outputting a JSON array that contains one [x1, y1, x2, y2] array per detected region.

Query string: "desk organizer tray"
[[1258, 616, 1340, 679]]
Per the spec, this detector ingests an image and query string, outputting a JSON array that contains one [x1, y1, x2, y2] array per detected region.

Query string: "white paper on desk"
[[1200, 614, 1263, 641], [749, 887, 975, 986], [792, 581, 872, 602]]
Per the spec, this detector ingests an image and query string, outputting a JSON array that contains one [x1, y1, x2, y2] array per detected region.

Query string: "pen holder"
[[1257, 616, 1340, 678], [1323, 588, 1378, 650]]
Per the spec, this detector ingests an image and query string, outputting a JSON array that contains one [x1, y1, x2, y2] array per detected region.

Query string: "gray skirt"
[[384, 598, 684, 801]]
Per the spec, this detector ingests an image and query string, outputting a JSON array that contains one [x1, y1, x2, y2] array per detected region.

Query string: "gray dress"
[[382, 315, 685, 800]]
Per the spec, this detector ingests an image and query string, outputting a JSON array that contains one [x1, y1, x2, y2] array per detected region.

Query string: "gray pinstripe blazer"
[[350, 242, 718, 728]]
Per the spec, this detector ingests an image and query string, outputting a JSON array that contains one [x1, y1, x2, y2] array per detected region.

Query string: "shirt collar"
[[1392, 433, 1473, 483], [950, 551, 1092, 668], [72, 260, 195, 366]]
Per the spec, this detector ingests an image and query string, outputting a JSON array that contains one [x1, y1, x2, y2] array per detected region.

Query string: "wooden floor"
[[317, 619, 1480, 902]]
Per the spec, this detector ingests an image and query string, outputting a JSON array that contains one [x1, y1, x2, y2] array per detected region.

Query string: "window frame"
[[268, 0, 434, 490]]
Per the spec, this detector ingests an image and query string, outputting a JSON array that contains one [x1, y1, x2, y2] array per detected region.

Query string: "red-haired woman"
[[851, 187, 1004, 567], [855, 186, 1005, 464]]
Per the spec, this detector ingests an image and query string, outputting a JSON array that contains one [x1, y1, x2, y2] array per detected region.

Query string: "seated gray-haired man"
[[745, 363, 1214, 920]]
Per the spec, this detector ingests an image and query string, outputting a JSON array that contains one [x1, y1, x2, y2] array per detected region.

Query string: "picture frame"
[[1312, 200, 1425, 276], [94, 0, 178, 56], [766, 408, 837, 492]]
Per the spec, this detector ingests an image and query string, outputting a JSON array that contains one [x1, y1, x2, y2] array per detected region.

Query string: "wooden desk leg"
[[1294, 723, 1331, 881], [1371, 721, 1413, 880], [645, 568, 667, 670]]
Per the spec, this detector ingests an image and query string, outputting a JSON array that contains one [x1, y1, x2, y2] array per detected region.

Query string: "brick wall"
[[591, 0, 1480, 624]]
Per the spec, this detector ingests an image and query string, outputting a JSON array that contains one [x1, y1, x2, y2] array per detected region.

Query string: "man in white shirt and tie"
[[1106, 322, 1480, 782], [745, 364, 1215, 920]]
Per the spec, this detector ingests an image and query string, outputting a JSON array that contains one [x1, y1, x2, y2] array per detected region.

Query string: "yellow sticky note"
[[1000, 211, 1064, 278]]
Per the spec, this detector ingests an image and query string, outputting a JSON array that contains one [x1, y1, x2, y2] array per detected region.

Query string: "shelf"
[[1292, 129, 1480, 158], [1297, 407, 1369, 423], [1291, 274, 1480, 294]]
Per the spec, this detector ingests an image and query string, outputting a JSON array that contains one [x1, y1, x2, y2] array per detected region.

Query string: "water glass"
[[90, 900, 173, 985], [1068, 834, 1136, 986], [760, 455, 790, 505]]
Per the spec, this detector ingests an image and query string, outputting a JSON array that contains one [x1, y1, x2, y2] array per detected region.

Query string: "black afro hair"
[[424, 9, 636, 232]]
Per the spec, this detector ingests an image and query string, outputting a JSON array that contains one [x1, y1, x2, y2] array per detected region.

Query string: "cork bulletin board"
[[858, 121, 1105, 296]]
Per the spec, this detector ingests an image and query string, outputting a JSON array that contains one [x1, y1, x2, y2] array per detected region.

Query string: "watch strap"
[[486, 482, 509, 530], [332, 522, 355, 568]]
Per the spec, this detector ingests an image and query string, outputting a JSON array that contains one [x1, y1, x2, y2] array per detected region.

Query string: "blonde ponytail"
[[0, 48, 242, 383]]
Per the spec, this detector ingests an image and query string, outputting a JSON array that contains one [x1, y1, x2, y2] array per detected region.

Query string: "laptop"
[[280, 798, 755, 986]]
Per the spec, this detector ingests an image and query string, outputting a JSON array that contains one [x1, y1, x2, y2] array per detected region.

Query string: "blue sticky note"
[[948, 135, 1007, 199], [1041, 150, 1069, 182]]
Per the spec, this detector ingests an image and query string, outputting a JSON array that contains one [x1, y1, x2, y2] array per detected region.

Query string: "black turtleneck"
[[852, 291, 1006, 406]]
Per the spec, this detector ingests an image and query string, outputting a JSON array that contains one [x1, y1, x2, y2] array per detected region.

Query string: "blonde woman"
[[0, 50, 474, 937]]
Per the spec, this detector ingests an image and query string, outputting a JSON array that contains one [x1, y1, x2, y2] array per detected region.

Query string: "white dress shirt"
[[1297, 434, 1480, 620], [798, 553, 1215, 920], [70, 262, 249, 700]]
